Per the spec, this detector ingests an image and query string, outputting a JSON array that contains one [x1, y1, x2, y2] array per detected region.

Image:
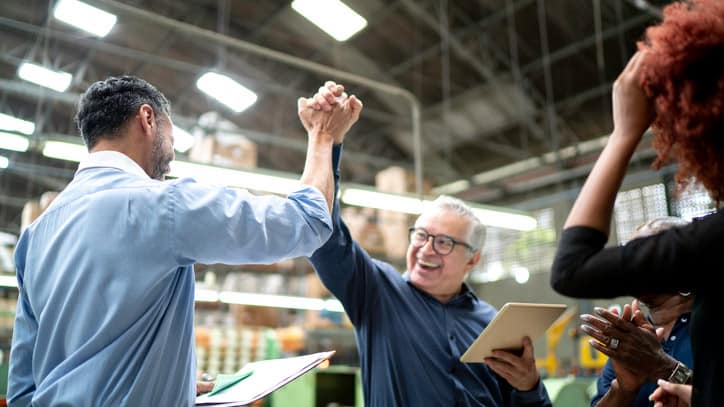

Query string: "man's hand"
[[581, 304, 674, 384], [196, 372, 215, 395], [649, 380, 691, 407], [484, 336, 540, 391], [298, 81, 362, 145]]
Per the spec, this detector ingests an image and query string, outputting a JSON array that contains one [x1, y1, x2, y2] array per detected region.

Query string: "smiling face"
[[406, 207, 481, 303]]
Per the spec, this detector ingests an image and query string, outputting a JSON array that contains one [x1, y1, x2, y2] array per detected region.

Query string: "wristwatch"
[[668, 362, 694, 384]]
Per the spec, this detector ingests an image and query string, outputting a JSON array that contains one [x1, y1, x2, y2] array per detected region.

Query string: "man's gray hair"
[[422, 195, 486, 252]]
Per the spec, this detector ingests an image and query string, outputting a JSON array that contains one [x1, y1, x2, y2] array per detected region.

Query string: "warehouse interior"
[[0, 0, 713, 405]]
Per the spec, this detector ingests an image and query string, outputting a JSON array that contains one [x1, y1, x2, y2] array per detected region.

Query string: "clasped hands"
[[298, 81, 362, 145]]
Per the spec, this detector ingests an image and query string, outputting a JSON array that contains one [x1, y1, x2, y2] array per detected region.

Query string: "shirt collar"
[[77, 151, 150, 179]]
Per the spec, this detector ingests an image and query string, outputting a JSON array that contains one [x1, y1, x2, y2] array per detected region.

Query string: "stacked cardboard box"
[[340, 206, 385, 255], [21, 191, 59, 232], [189, 111, 258, 169]]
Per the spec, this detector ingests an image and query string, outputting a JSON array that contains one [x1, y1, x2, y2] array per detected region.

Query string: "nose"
[[419, 236, 436, 254]]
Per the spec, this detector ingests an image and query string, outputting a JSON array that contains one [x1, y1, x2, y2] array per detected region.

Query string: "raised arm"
[[564, 51, 654, 233], [297, 81, 362, 212]]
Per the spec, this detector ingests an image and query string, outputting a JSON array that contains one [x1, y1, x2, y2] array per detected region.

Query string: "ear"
[[137, 104, 156, 136], [464, 250, 482, 272]]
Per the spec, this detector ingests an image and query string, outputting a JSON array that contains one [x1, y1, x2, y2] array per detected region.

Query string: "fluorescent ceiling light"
[[292, 0, 367, 41], [196, 72, 257, 113], [0, 133, 30, 152], [172, 125, 195, 153], [0, 113, 35, 135], [0, 275, 18, 288], [512, 265, 530, 284], [471, 208, 537, 231], [53, 0, 117, 37], [40, 142, 536, 231], [342, 188, 537, 231], [170, 160, 299, 195], [341, 188, 423, 214], [0, 156, 8, 169], [18, 62, 73, 92], [43, 141, 88, 162], [217, 291, 343, 312], [195, 288, 220, 303]]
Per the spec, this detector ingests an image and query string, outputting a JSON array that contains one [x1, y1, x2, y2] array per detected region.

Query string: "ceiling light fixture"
[[0, 113, 35, 135], [39, 141, 537, 231], [0, 133, 30, 152], [0, 275, 18, 288], [341, 186, 537, 231], [18, 62, 73, 92], [0, 156, 9, 169], [216, 290, 344, 312], [42, 141, 88, 162], [172, 125, 195, 153], [169, 161, 299, 195], [53, 0, 117, 37], [291, 0, 368, 41], [196, 72, 258, 113]]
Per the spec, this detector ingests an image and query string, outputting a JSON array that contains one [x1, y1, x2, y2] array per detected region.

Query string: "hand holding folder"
[[195, 350, 335, 406]]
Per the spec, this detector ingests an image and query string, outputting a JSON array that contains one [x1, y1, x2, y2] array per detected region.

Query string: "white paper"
[[196, 350, 336, 406]]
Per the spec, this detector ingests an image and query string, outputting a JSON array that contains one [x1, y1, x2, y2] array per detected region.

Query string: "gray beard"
[[150, 128, 172, 180]]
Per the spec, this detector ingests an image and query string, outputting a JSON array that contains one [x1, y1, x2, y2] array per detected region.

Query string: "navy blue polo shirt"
[[309, 145, 551, 406], [590, 312, 693, 406]]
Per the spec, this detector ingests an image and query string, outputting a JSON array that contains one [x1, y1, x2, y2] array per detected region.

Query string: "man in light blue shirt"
[[9, 77, 362, 406]]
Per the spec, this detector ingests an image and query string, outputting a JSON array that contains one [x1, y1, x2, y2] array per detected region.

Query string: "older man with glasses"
[[306, 82, 551, 407]]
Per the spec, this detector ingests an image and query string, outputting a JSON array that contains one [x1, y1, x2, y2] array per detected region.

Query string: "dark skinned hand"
[[581, 303, 674, 385]]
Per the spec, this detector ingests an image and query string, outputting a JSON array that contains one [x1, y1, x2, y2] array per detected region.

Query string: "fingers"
[[655, 327, 665, 341], [324, 81, 344, 96], [621, 303, 632, 321], [594, 307, 632, 333], [655, 380, 692, 401]]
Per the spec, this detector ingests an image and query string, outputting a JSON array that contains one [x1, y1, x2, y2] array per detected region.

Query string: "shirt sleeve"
[[550, 209, 724, 298], [501, 378, 552, 406], [590, 360, 616, 406], [309, 144, 380, 326], [170, 178, 333, 265], [8, 237, 37, 405]]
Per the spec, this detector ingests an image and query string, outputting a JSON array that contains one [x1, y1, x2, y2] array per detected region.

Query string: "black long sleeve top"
[[551, 209, 724, 406]]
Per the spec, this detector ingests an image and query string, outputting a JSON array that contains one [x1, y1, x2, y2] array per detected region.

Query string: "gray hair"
[[633, 216, 689, 239], [421, 195, 486, 252]]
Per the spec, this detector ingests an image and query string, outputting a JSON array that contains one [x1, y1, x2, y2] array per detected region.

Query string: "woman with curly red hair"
[[550, 0, 723, 406]]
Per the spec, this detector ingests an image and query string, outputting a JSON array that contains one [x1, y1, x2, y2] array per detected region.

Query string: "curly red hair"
[[638, 0, 724, 202]]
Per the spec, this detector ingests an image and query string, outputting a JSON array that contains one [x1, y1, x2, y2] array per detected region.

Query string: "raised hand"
[[611, 51, 655, 143], [298, 81, 363, 145], [484, 336, 540, 391]]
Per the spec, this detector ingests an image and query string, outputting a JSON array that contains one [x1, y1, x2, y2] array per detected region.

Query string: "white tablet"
[[460, 302, 568, 363]]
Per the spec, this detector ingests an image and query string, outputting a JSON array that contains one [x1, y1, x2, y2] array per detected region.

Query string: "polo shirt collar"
[[77, 150, 150, 180]]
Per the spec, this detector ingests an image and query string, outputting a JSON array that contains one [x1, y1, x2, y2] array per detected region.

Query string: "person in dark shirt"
[[550, 1, 723, 405], [307, 85, 552, 406], [585, 218, 694, 407]]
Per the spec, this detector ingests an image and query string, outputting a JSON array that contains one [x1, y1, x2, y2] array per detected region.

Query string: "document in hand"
[[195, 350, 336, 407], [460, 302, 567, 363]]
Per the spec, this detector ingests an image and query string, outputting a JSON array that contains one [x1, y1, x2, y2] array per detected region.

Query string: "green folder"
[[207, 370, 254, 396]]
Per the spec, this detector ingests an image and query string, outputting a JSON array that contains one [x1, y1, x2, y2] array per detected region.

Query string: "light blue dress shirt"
[[9, 151, 332, 406]]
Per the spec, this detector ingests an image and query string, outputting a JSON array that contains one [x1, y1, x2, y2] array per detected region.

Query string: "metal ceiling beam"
[[0, 79, 405, 170], [91, 0, 427, 196], [0, 16, 399, 126]]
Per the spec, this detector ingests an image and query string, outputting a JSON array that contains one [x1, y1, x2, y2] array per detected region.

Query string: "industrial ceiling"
[[0, 0, 671, 234]]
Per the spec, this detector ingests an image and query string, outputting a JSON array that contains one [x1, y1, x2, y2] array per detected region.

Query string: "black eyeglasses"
[[408, 227, 475, 255]]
